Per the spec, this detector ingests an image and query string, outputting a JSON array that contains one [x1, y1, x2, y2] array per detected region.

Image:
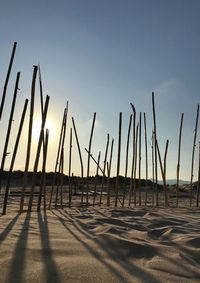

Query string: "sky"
[[0, 0, 200, 181]]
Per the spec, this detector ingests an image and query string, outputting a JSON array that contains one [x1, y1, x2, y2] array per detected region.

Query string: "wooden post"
[[68, 128, 73, 207], [152, 92, 159, 206], [176, 113, 184, 207], [151, 131, 155, 206], [133, 123, 139, 206], [100, 133, 109, 205], [0, 42, 17, 120], [144, 112, 148, 206], [20, 66, 38, 212], [196, 141, 200, 207], [190, 104, 199, 207], [122, 114, 132, 207], [71, 117, 84, 205], [107, 138, 114, 206], [93, 151, 101, 206], [28, 95, 50, 212], [138, 112, 142, 206], [86, 112, 96, 206], [115, 112, 122, 207], [129, 103, 136, 206], [2, 99, 28, 215], [37, 129, 49, 211], [0, 72, 20, 194]]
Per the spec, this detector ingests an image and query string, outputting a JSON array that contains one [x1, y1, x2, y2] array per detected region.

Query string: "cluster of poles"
[[0, 42, 200, 216]]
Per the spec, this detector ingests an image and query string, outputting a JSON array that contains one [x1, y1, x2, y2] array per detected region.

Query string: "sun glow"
[[32, 116, 56, 143]]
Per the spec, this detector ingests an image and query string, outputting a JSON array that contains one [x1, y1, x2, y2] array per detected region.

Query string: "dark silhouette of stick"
[[138, 112, 142, 206], [0, 42, 17, 120], [37, 129, 49, 211], [133, 123, 139, 206], [152, 92, 158, 206], [115, 112, 122, 207], [68, 128, 72, 207], [144, 112, 148, 206], [107, 138, 114, 206], [71, 117, 84, 205], [0, 72, 20, 194], [100, 133, 109, 205], [28, 95, 50, 212], [196, 141, 200, 207], [48, 107, 67, 209], [86, 112, 96, 206], [93, 151, 101, 206], [151, 131, 155, 206], [20, 66, 38, 212], [176, 113, 184, 207], [190, 104, 199, 207], [2, 99, 28, 215], [122, 114, 132, 207], [129, 103, 136, 206]]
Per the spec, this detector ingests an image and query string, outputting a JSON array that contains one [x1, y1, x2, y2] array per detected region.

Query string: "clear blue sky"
[[0, 0, 200, 180]]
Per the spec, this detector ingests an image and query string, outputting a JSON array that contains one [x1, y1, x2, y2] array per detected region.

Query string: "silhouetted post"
[[156, 140, 169, 207], [115, 112, 122, 207], [60, 147, 64, 207], [138, 112, 142, 206], [93, 151, 101, 206], [100, 133, 109, 205], [107, 138, 114, 206], [68, 128, 72, 207], [196, 141, 200, 207], [176, 113, 184, 207], [20, 65, 38, 212], [129, 103, 136, 206], [122, 114, 132, 207], [133, 123, 139, 206], [0, 42, 17, 121], [71, 117, 84, 205], [86, 112, 96, 206], [28, 95, 49, 211], [190, 104, 199, 207], [152, 92, 158, 206], [48, 107, 67, 209], [0, 72, 20, 194], [144, 112, 148, 206], [2, 99, 28, 215], [151, 131, 155, 206], [37, 129, 49, 211]]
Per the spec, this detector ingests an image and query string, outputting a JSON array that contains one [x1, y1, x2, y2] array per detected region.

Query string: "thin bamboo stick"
[[152, 92, 159, 206], [93, 151, 101, 206], [86, 112, 96, 206], [0, 42, 17, 120], [115, 112, 122, 207], [37, 129, 49, 211], [71, 117, 84, 204], [129, 103, 136, 206], [100, 133, 109, 205], [48, 108, 67, 208], [156, 140, 169, 207], [107, 138, 114, 206], [151, 131, 155, 206], [133, 123, 139, 206], [60, 147, 64, 207], [122, 114, 132, 207], [190, 104, 199, 207], [20, 66, 38, 212], [0, 72, 20, 194], [196, 141, 200, 207], [68, 128, 72, 207], [28, 95, 50, 212], [176, 113, 184, 207], [138, 112, 142, 206], [2, 99, 28, 215], [144, 112, 148, 206]]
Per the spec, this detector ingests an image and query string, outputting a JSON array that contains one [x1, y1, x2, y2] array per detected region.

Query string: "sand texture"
[[1, 206, 200, 283]]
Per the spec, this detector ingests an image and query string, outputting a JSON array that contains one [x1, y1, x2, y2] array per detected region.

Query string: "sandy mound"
[[1, 206, 200, 283]]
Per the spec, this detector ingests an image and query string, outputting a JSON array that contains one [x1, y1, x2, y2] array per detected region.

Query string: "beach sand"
[[1, 203, 200, 283]]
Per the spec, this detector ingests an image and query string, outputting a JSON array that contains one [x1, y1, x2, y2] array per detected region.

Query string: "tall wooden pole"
[[129, 103, 136, 206], [152, 92, 158, 206], [100, 133, 109, 205], [68, 128, 73, 207], [138, 112, 142, 206], [115, 112, 122, 207], [176, 113, 184, 207], [86, 112, 96, 206], [144, 112, 148, 206], [0, 72, 20, 194], [20, 66, 38, 212], [0, 42, 17, 120], [190, 104, 199, 207], [2, 99, 28, 215], [93, 151, 101, 206], [196, 141, 200, 207], [107, 138, 114, 206]]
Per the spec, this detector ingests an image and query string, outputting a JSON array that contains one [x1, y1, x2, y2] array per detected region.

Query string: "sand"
[[1, 203, 200, 283]]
